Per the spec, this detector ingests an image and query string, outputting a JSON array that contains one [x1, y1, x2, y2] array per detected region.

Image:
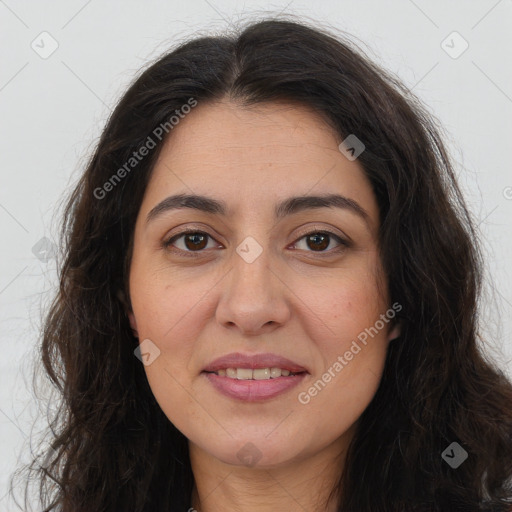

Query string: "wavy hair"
[[12, 16, 512, 512]]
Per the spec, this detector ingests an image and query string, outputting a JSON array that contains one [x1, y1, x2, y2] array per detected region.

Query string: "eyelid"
[[163, 223, 224, 244], [293, 223, 351, 245], [289, 229, 349, 256], [162, 227, 221, 257]]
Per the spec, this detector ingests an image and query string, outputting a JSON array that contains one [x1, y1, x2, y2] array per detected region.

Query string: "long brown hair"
[[11, 16, 512, 511]]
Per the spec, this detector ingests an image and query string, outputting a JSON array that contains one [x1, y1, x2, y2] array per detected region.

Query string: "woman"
[[14, 17, 512, 512]]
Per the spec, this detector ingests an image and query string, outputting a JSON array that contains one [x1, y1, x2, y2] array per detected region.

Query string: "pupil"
[[185, 233, 207, 250], [308, 233, 329, 251]]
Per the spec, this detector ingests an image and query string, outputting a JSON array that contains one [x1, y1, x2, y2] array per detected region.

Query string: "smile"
[[206, 367, 302, 379], [202, 370, 307, 401]]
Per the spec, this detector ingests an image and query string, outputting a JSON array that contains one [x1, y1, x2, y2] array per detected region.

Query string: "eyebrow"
[[146, 193, 369, 225]]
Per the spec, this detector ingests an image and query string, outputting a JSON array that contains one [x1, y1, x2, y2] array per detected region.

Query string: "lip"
[[202, 352, 309, 373], [201, 352, 309, 402], [203, 372, 308, 402]]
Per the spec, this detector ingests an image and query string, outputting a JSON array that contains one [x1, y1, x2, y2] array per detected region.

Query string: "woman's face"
[[128, 99, 399, 468]]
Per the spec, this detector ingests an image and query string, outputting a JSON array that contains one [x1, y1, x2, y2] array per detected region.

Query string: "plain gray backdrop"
[[1, 1, 511, 510]]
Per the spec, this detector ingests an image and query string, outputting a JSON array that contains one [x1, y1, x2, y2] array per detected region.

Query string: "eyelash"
[[162, 228, 349, 258]]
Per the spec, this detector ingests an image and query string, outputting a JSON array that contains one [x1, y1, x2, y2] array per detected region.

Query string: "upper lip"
[[203, 352, 309, 373]]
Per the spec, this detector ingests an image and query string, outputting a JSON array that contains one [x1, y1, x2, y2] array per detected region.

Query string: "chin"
[[194, 434, 300, 468]]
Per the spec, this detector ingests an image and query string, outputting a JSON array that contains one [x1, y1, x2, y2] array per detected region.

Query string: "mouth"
[[201, 353, 309, 401], [202, 370, 307, 401], [203, 367, 306, 379], [202, 352, 309, 375]]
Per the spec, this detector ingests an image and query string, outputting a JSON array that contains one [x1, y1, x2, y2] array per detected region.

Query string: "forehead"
[[161, 99, 340, 165], [143, 99, 379, 228]]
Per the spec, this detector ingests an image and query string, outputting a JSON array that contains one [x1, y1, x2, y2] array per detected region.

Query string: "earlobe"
[[128, 311, 139, 339], [117, 289, 139, 338], [387, 321, 401, 342]]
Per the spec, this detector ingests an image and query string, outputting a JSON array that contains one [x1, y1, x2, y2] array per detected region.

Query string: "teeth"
[[253, 368, 270, 380], [213, 367, 298, 379], [236, 368, 253, 380], [270, 367, 281, 378]]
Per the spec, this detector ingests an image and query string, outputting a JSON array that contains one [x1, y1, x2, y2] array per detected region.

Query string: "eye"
[[163, 230, 219, 256], [162, 229, 348, 257], [292, 230, 348, 253]]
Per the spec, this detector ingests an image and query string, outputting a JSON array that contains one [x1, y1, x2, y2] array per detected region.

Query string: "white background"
[[1, 1, 511, 510]]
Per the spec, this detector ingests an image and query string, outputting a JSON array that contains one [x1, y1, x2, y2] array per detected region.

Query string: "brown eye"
[[293, 231, 347, 253], [306, 233, 329, 251], [163, 231, 215, 254], [182, 232, 208, 251]]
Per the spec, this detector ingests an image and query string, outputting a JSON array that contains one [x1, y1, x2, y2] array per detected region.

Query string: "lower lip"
[[202, 372, 307, 402]]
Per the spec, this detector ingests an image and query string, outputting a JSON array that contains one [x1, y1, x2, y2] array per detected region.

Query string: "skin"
[[128, 99, 400, 511]]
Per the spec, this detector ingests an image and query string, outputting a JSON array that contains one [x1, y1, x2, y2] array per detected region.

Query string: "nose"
[[215, 241, 291, 336]]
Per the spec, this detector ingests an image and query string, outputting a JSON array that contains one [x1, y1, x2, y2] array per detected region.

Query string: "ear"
[[128, 311, 139, 338], [387, 320, 401, 342], [117, 289, 139, 339]]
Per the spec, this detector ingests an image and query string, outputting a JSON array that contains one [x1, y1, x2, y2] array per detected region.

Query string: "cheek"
[[297, 319, 388, 441], [128, 263, 220, 414], [129, 256, 214, 340], [300, 257, 387, 345], [296, 263, 389, 418], [131, 279, 201, 431]]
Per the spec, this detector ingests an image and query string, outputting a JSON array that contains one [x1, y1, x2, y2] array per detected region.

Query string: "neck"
[[188, 436, 350, 512]]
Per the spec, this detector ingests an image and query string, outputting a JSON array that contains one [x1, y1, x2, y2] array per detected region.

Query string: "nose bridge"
[[231, 234, 275, 301], [215, 233, 290, 333]]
